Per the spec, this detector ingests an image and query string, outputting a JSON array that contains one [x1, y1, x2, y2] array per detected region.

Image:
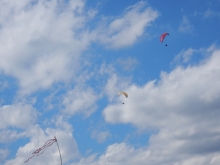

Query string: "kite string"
[[55, 136, 62, 165]]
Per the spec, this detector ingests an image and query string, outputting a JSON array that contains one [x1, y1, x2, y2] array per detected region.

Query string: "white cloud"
[[104, 73, 131, 102], [4, 117, 79, 165], [71, 143, 150, 165], [98, 46, 220, 164], [173, 47, 206, 64], [71, 140, 220, 165], [103, 47, 220, 128], [178, 16, 193, 33], [173, 48, 196, 63], [62, 86, 98, 117], [97, 61, 133, 102], [0, 103, 37, 129], [96, 1, 159, 49], [0, 130, 26, 143], [0, 0, 91, 94], [0, 149, 9, 162], [211, 155, 220, 165], [98, 143, 149, 165], [0, 0, 158, 95]]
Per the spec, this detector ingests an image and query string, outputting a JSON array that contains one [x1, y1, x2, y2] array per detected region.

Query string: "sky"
[[0, 0, 220, 164]]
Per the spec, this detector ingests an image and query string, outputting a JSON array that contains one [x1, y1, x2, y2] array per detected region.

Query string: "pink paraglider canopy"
[[160, 32, 169, 43]]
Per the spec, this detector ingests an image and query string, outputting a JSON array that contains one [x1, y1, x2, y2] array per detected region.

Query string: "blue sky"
[[0, 0, 220, 164]]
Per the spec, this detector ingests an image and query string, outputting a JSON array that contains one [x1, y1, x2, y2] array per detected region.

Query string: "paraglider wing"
[[118, 92, 128, 98], [160, 32, 169, 43]]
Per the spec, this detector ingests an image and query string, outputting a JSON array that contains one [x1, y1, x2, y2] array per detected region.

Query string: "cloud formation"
[[62, 86, 98, 117], [0, 0, 158, 95], [178, 16, 193, 33], [1, 0, 219, 165], [0, 103, 37, 129], [96, 2, 159, 49], [116, 57, 139, 71], [100, 46, 220, 164], [0, 0, 89, 94], [4, 117, 79, 165], [194, 8, 220, 19]]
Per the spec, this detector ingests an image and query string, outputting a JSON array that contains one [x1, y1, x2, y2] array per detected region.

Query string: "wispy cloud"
[[178, 16, 193, 33], [95, 1, 159, 49], [116, 57, 139, 71], [91, 130, 111, 143], [194, 8, 220, 19], [0, 130, 26, 143], [172, 48, 202, 64]]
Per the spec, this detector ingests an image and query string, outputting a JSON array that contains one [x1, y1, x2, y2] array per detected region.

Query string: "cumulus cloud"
[[99, 46, 220, 164], [62, 86, 98, 117], [0, 103, 37, 129], [0, 130, 26, 143], [0, 0, 158, 95], [0, 149, 9, 162], [4, 117, 79, 165], [104, 73, 131, 102], [104, 46, 220, 128], [4, 1, 220, 165], [96, 1, 159, 49], [77, 141, 220, 165], [97, 143, 149, 165], [0, 0, 90, 94]]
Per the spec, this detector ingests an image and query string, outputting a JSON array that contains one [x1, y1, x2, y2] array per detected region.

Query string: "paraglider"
[[118, 92, 128, 104], [118, 92, 128, 98], [160, 32, 169, 46]]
